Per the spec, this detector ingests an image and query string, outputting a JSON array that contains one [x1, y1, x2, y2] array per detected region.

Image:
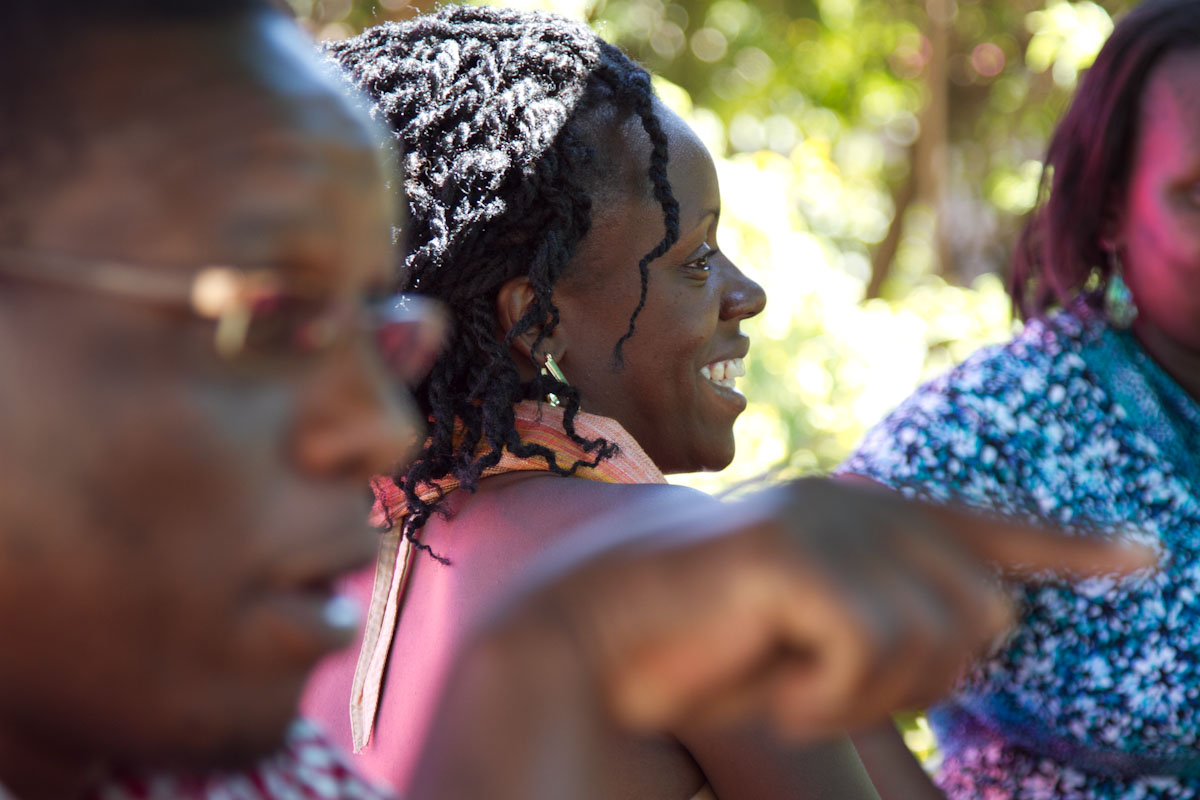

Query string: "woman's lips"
[[700, 357, 746, 390]]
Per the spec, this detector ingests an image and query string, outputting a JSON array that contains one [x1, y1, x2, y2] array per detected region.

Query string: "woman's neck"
[[1133, 319, 1200, 404]]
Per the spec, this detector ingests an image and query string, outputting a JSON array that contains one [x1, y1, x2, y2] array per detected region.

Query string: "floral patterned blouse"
[[840, 305, 1200, 799]]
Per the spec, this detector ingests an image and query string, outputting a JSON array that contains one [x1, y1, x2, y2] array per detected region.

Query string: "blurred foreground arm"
[[409, 478, 1155, 800]]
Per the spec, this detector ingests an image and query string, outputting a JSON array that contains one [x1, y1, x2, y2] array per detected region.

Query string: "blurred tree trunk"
[[920, 0, 952, 280], [867, 0, 951, 298], [866, 155, 917, 299]]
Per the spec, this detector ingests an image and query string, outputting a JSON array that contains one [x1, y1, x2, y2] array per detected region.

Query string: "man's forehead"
[[20, 11, 391, 259], [29, 108, 385, 234], [67, 13, 381, 162]]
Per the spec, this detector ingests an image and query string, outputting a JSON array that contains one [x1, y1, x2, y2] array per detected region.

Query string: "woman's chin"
[[705, 450, 737, 473], [661, 438, 737, 475], [702, 377, 749, 414]]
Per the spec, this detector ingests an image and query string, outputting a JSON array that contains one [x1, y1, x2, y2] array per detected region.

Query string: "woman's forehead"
[[1136, 51, 1200, 165], [585, 100, 714, 203], [1142, 50, 1200, 121]]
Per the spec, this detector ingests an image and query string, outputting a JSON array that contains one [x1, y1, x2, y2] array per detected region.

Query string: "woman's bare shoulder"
[[474, 472, 708, 522], [411, 477, 716, 626]]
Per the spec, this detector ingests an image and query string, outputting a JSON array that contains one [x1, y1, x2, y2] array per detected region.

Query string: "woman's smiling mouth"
[[700, 357, 746, 390]]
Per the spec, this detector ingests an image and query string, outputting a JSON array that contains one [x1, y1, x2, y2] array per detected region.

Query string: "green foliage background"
[[290, 0, 1139, 767]]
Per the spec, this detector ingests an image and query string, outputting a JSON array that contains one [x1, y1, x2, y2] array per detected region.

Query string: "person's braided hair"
[[328, 6, 680, 557]]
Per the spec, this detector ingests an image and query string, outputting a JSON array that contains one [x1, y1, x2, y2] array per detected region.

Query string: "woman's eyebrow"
[[682, 209, 719, 238]]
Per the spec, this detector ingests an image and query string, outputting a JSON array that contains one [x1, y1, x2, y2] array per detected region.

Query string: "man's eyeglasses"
[[0, 246, 445, 377]]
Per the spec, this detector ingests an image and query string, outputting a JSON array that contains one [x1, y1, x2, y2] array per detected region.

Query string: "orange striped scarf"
[[349, 400, 665, 751]]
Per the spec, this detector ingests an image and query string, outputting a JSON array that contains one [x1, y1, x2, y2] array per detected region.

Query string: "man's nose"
[[290, 301, 447, 481]]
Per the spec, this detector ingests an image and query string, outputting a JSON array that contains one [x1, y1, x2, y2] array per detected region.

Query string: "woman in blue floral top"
[[842, 1, 1200, 797]]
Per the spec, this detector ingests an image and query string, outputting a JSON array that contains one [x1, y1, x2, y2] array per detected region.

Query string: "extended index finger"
[[926, 503, 1158, 578]]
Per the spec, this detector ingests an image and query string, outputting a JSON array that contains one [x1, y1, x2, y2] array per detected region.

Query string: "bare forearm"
[[852, 721, 944, 800], [686, 726, 881, 800], [407, 609, 607, 800]]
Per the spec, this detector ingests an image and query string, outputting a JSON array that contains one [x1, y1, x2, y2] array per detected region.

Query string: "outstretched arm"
[[410, 478, 1154, 800], [852, 722, 943, 800], [683, 725, 881, 800]]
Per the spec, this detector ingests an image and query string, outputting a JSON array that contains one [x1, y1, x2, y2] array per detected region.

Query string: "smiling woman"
[[540, 101, 763, 474], [298, 6, 880, 800]]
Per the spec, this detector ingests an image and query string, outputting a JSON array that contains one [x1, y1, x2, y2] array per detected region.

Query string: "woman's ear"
[[1100, 200, 1125, 252], [496, 276, 565, 365]]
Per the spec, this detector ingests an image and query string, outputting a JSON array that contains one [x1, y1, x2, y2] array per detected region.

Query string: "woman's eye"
[[684, 244, 717, 274]]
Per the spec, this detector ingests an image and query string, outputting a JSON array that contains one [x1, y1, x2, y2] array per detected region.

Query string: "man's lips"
[[260, 525, 376, 596], [254, 521, 377, 653]]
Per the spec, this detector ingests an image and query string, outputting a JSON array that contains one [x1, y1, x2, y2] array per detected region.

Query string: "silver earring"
[[1104, 248, 1138, 330], [541, 353, 568, 407]]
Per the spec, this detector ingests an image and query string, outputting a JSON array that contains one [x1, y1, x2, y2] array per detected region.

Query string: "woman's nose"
[[720, 261, 767, 322]]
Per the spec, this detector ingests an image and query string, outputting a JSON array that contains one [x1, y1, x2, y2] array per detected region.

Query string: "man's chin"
[[195, 728, 293, 771], [114, 715, 295, 775]]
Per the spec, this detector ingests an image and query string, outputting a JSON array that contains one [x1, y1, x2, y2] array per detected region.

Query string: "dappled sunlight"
[[661, 85, 1015, 493], [1026, 0, 1114, 87]]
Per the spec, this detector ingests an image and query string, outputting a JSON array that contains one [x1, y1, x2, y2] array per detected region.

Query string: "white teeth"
[[701, 358, 745, 389], [322, 595, 361, 632]]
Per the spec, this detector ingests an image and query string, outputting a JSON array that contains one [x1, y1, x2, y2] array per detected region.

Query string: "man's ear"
[[496, 276, 564, 365]]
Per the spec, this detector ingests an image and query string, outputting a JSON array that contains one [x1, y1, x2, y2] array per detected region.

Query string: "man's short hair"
[[1, 0, 277, 244]]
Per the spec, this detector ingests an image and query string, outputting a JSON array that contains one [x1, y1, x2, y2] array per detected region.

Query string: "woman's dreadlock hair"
[[329, 6, 680, 556]]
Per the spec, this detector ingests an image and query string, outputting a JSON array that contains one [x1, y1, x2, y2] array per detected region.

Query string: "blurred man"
[[0, 2, 415, 796], [0, 1, 1153, 798]]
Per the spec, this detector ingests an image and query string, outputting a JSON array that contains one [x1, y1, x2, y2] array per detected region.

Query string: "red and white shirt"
[[89, 719, 395, 800]]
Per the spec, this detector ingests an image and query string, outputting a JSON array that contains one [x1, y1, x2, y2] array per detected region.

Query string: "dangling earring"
[[541, 352, 568, 408], [1104, 248, 1138, 330]]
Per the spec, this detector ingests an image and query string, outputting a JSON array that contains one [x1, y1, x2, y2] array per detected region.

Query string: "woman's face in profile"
[[1116, 49, 1200, 356], [551, 102, 766, 473]]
